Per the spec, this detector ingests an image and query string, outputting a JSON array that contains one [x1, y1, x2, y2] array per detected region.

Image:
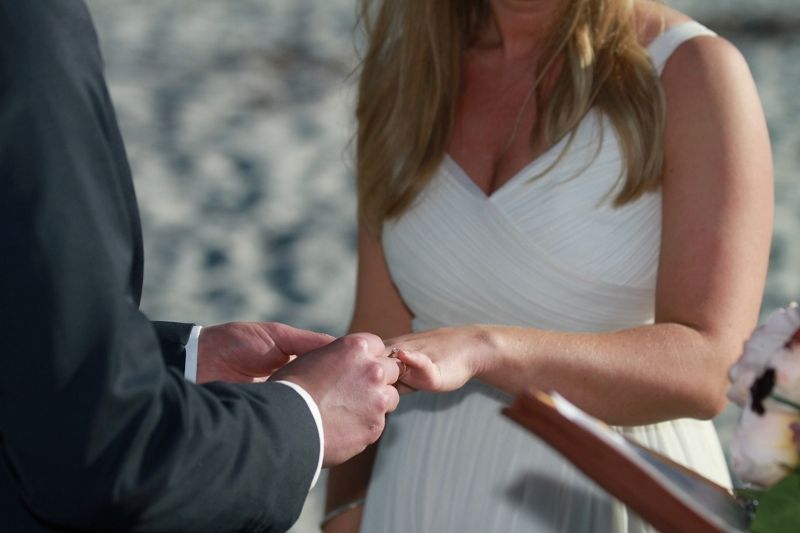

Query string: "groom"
[[0, 1, 407, 531]]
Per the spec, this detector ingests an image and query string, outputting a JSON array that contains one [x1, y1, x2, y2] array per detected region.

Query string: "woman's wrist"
[[466, 324, 503, 379], [320, 497, 366, 530]]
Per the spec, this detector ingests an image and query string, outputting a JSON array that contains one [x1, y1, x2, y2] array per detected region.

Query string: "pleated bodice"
[[384, 109, 661, 335]]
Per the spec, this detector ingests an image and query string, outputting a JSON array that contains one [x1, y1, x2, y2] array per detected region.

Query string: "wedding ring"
[[388, 348, 408, 380], [397, 360, 408, 380]]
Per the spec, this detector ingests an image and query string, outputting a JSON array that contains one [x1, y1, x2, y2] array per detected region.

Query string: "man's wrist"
[[183, 325, 203, 383]]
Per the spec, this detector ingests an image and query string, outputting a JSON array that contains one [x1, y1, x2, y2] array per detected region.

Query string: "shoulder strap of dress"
[[647, 21, 717, 75]]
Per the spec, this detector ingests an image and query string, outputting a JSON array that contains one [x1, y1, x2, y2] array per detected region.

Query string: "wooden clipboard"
[[503, 390, 750, 532]]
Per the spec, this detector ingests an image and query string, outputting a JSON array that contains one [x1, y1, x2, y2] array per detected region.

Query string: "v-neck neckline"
[[443, 130, 568, 202], [443, 21, 698, 202]]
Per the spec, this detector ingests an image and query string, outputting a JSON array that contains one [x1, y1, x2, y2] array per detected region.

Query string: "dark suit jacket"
[[0, 2, 319, 531]]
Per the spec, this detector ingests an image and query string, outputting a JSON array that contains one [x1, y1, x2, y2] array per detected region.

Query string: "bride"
[[325, 0, 772, 531]]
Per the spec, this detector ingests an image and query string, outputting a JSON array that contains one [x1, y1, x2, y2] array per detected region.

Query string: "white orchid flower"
[[768, 348, 800, 414], [730, 407, 800, 487], [728, 303, 800, 407]]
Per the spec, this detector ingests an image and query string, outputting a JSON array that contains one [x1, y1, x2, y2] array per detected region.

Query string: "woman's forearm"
[[389, 321, 747, 426], [475, 322, 742, 425]]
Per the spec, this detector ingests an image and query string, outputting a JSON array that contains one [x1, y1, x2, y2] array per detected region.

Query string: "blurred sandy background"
[[84, 1, 800, 530]]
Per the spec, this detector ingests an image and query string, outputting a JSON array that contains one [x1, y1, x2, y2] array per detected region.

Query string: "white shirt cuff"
[[183, 325, 202, 383], [275, 380, 324, 491]]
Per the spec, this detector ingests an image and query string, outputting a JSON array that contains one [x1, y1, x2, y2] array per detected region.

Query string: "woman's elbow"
[[690, 344, 738, 420], [693, 383, 730, 420]]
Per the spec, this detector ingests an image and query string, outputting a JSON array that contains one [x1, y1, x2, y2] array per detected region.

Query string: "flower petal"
[[730, 408, 800, 487]]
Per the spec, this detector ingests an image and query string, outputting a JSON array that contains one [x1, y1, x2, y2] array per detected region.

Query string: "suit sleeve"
[[0, 2, 318, 532], [151, 321, 194, 371]]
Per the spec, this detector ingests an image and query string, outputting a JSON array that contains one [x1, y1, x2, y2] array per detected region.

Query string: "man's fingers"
[[265, 323, 336, 356], [395, 382, 417, 396], [384, 385, 400, 412], [376, 355, 401, 385]]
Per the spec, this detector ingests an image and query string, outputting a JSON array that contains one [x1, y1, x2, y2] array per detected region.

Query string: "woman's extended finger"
[[393, 349, 443, 392]]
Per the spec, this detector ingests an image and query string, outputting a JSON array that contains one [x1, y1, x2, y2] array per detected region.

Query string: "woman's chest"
[[449, 62, 552, 196], [388, 112, 664, 292]]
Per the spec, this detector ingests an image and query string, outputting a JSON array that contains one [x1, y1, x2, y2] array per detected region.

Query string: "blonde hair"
[[355, 0, 665, 234]]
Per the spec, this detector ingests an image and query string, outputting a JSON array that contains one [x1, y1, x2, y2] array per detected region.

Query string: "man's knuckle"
[[367, 362, 385, 384], [342, 334, 371, 354], [350, 332, 384, 354], [375, 391, 390, 412]]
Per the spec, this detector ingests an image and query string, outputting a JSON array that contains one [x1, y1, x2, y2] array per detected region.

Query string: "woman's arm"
[[324, 225, 414, 532], [391, 36, 773, 426]]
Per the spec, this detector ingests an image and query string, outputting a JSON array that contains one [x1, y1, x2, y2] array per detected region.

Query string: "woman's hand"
[[386, 326, 496, 393]]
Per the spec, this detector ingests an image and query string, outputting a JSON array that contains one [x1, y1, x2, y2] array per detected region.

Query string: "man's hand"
[[270, 333, 402, 467], [197, 322, 335, 384]]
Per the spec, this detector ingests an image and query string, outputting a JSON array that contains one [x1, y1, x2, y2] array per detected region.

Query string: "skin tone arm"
[[392, 35, 773, 426], [324, 226, 414, 532]]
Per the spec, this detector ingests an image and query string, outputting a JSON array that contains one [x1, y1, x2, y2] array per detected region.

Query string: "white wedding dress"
[[360, 22, 731, 533]]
